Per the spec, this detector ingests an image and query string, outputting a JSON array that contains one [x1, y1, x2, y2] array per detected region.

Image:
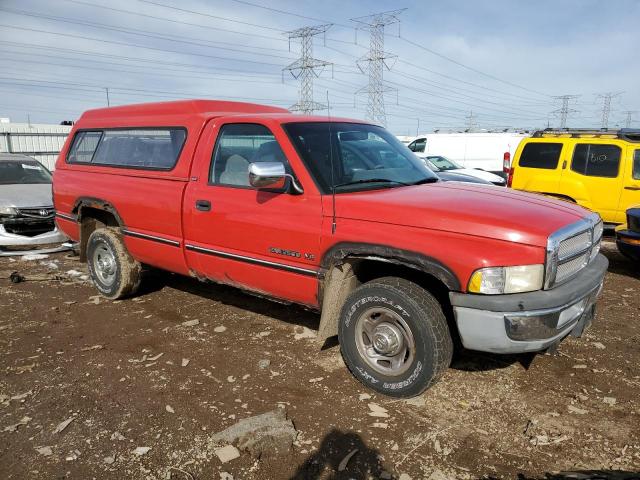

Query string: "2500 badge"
[[269, 247, 315, 261]]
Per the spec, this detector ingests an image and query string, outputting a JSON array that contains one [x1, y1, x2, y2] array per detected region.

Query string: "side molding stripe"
[[122, 229, 180, 247], [55, 212, 77, 222], [185, 244, 318, 277]]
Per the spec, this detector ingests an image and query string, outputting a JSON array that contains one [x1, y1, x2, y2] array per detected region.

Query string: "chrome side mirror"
[[248, 162, 303, 193]]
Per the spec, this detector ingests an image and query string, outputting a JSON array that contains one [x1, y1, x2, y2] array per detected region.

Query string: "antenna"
[[327, 90, 336, 234]]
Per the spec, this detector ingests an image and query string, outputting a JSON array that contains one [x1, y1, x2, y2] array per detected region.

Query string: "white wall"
[[0, 123, 72, 170]]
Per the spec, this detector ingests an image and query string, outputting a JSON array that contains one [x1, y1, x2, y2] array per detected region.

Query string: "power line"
[[0, 6, 294, 57], [136, 0, 285, 32], [388, 66, 553, 109], [396, 37, 551, 99], [0, 9, 297, 62], [225, 0, 350, 28], [394, 59, 543, 103], [0, 54, 287, 85], [0, 24, 286, 67], [351, 9, 405, 126], [385, 73, 550, 117], [384, 78, 550, 119], [0, 41, 281, 77], [0, 76, 295, 104], [61, 0, 288, 43], [284, 25, 333, 114], [225, 0, 554, 105], [316, 77, 550, 124]]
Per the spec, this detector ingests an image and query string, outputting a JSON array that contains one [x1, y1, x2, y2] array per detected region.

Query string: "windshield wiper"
[[333, 178, 411, 189], [411, 177, 440, 185]]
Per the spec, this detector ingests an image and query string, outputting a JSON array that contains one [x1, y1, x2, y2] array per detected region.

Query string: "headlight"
[[0, 206, 17, 216], [468, 264, 544, 294]]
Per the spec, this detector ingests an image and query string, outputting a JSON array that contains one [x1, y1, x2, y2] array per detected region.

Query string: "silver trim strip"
[[185, 244, 318, 277], [55, 212, 77, 222], [122, 229, 180, 247]]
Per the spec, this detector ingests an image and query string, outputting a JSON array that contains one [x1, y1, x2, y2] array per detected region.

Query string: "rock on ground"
[[214, 445, 240, 464], [209, 408, 297, 458]]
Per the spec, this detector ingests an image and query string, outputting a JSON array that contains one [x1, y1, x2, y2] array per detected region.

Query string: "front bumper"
[[0, 223, 67, 246], [616, 229, 640, 261], [449, 254, 608, 354]]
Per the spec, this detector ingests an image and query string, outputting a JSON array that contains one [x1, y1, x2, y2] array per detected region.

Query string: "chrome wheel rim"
[[93, 241, 117, 286], [354, 307, 415, 376]]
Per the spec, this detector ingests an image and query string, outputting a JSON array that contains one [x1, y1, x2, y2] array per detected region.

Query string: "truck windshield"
[[427, 156, 463, 171], [0, 160, 52, 185], [284, 122, 438, 193]]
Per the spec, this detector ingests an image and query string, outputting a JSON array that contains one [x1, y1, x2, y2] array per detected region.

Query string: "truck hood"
[[0, 183, 53, 208], [335, 181, 590, 247]]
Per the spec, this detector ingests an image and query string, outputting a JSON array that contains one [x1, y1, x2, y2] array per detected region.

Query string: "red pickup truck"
[[53, 100, 608, 398]]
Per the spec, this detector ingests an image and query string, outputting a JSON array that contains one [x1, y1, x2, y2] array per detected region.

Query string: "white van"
[[407, 132, 529, 179]]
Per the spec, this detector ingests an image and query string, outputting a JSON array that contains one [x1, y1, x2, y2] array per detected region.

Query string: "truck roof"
[[80, 99, 289, 120], [78, 99, 369, 126], [533, 128, 640, 142]]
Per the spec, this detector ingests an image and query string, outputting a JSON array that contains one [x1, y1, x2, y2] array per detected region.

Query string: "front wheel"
[[86, 228, 142, 299], [338, 277, 453, 398]]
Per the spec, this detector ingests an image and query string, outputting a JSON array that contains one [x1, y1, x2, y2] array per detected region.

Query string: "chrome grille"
[[557, 230, 591, 261], [545, 214, 602, 289], [16, 207, 55, 219], [555, 251, 590, 283]]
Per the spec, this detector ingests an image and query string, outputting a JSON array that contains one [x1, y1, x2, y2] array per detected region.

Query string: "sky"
[[0, 0, 638, 134]]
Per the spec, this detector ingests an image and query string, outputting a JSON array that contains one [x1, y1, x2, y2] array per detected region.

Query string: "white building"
[[0, 122, 72, 170]]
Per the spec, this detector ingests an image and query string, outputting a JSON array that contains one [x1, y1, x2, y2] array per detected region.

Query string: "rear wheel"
[[86, 228, 141, 299], [338, 277, 453, 398]]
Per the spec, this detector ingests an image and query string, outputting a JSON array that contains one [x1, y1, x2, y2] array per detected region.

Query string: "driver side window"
[[210, 123, 288, 187]]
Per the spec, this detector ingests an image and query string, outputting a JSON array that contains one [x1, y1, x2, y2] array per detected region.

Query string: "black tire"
[[338, 277, 453, 398], [86, 227, 142, 299]]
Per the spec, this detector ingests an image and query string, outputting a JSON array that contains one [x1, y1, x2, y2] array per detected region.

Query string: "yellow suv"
[[509, 129, 640, 225]]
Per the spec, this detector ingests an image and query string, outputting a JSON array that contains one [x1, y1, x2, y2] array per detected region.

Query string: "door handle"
[[624, 186, 640, 191], [195, 199, 211, 211]]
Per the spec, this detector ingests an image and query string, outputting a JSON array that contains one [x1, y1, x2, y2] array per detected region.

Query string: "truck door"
[[182, 121, 323, 307], [616, 148, 640, 224], [558, 140, 624, 224]]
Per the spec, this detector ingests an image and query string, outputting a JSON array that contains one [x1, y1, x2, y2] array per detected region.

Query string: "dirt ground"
[[0, 240, 639, 480]]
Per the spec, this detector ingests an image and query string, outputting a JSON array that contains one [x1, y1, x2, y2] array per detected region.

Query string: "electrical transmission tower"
[[283, 24, 332, 115], [622, 110, 637, 128], [596, 92, 623, 129], [351, 9, 404, 126], [551, 95, 580, 129], [465, 110, 478, 131]]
